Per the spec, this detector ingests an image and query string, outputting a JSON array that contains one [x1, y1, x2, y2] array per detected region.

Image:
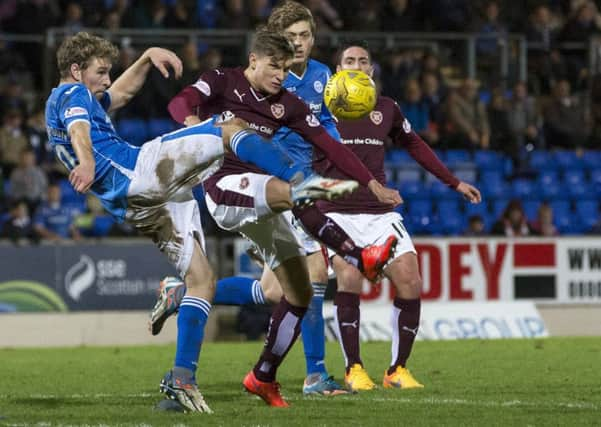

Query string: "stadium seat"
[[439, 215, 466, 235], [147, 118, 179, 137], [437, 200, 461, 217], [474, 150, 504, 171], [478, 171, 507, 198], [538, 180, 564, 199], [453, 165, 477, 183], [430, 181, 455, 199], [550, 200, 572, 232], [464, 200, 488, 218], [386, 149, 413, 164], [575, 200, 600, 230], [445, 149, 472, 168], [396, 168, 422, 183], [582, 150, 601, 171], [384, 165, 396, 184], [522, 200, 540, 221], [409, 199, 433, 216], [529, 150, 556, 171], [537, 170, 559, 187], [554, 150, 584, 170], [512, 178, 536, 199], [563, 169, 586, 187], [591, 169, 601, 194], [116, 119, 149, 146], [491, 198, 510, 219]]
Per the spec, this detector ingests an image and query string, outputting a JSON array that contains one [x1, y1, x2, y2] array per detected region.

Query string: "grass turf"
[[1, 338, 600, 426]]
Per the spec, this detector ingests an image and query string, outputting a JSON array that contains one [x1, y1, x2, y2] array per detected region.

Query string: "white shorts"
[[282, 210, 322, 254], [205, 172, 305, 269], [325, 211, 416, 262], [125, 125, 224, 276]]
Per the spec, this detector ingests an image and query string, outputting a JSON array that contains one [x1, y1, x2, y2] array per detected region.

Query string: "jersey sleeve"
[[168, 68, 227, 123], [58, 85, 94, 130], [390, 100, 460, 188]]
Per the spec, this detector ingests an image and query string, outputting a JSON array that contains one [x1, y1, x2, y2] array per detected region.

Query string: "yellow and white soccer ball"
[[323, 69, 377, 120]]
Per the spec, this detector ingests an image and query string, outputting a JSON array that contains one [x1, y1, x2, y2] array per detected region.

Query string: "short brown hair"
[[267, 1, 316, 35], [56, 32, 119, 78], [250, 27, 295, 62]]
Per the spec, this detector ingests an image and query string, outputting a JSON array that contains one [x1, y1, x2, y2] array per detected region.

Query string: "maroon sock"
[[388, 297, 421, 375], [334, 291, 362, 372], [253, 298, 307, 382], [292, 204, 364, 269]]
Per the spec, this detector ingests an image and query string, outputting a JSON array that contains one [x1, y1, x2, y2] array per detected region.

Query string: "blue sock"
[[301, 282, 328, 376], [231, 130, 304, 183], [174, 296, 211, 372], [213, 277, 265, 305]]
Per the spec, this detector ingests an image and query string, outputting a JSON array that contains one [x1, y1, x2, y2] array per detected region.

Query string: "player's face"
[[337, 46, 373, 76], [283, 20, 314, 66], [248, 53, 293, 95], [78, 57, 112, 99]]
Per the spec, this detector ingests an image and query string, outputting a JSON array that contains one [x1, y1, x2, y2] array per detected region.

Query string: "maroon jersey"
[[167, 67, 374, 190], [317, 96, 459, 214]]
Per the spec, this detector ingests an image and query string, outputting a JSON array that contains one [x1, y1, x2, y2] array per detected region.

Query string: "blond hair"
[[267, 1, 316, 35], [56, 32, 119, 78]]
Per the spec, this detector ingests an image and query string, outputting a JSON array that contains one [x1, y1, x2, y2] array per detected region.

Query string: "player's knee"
[[336, 264, 363, 293], [393, 274, 422, 298], [265, 178, 293, 212]]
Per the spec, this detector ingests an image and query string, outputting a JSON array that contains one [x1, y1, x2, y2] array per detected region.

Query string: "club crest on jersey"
[[403, 118, 412, 133], [313, 80, 323, 93], [370, 110, 383, 125], [64, 107, 87, 118], [239, 177, 249, 190], [271, 103, 285, 119], [306, 114, 320, 127]]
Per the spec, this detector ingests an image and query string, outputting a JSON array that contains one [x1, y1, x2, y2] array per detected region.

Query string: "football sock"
[[253, 298, 308, 382], [231, 130, 304, 183], [292, 204, 364, 270], [388, 297, 421, 374], [334, 291, 362, 372], [301, 282, 328, 375], [174, 296, 211, 373], [213, 277, 265, 305]]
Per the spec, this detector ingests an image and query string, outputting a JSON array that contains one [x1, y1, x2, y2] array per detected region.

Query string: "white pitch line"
[[1, 393, 598, 411]]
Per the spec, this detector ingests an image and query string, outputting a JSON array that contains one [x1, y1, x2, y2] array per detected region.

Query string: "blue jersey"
[[272, 59, 340, 175], [45, 83, 139, 220], [34, 202, 82, 238]]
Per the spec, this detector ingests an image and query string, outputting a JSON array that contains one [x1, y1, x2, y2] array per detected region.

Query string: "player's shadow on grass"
[[12, 397, 86, 408]]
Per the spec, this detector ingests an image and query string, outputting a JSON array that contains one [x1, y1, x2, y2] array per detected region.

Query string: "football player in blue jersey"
[[44, 31, 356, 413]]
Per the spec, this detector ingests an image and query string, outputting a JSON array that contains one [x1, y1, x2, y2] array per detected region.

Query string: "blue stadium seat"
[[453, 165, 477, 183], [537, 170, 559, 187], [384, 165, 396, 184], [491, 198, 510, 219], [445, 149, 471, 164], [550, 200, 572, 232], [430, 181, 456, 199], [554, 150, 584, 170], [474, 150, 504, 171], [386, 149, 413, 164], [512, 178, 536, 199], [563, 169, 585, 187], [529, 150, 557, 171], [409, 199, 433, 216], [437, 200, 461, 218], [396, 168, 422, 183], [148, 118, 179, 137], [116, 119, 149, 146], [522, 200, 540, 221], [398, 180, 430, 200], [464, 200, 488, 218], [439, 215, 466, 235], [582, 150, 601, 171], [538, 180, 564, 199], [478, 170, 508, 199], [591, 170, 601, 196], [575, 199, 599, 231]]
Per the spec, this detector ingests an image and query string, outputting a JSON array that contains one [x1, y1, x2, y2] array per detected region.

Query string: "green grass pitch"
[[1, 338, 600, 426]]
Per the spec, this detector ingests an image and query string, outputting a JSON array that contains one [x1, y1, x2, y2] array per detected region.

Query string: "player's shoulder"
[[307, 59, 332, 79], [54, 83, 91, 101], [377, 95, 398, 110]]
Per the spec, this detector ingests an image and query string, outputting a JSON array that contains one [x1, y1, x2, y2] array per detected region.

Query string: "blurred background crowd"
[[1, 0, 601, 244]]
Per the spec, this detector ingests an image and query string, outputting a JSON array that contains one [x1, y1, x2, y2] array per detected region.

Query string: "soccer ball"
[[323, 69, 377, 120]]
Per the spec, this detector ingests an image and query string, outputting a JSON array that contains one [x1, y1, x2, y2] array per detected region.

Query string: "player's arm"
[[108, 48, 183, 112], [392, 107, 481, 203], [68, 121, 95, 193], [299, 117, 401, 206], [168, 70, 225, 126]]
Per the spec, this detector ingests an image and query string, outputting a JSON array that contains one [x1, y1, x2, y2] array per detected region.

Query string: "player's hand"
[[368, 179, 403, 207], [456, 181, 481, 203], [184, 115, 201, 127], [145, 47, 183, 79], [69, 162, 95, 193]]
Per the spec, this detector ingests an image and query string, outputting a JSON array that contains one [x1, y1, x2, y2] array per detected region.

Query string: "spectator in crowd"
[[530, 202, 559, 236], [587, 73, 601, 149], [426, 0, 472, 31], [62, 2, 84, 34], [0, 108, 30, 178], [306, 0, 344, 30], [401, 78, 439, 144], [464, 214, 486, 236], [9, 148, 48, 216], [444, 78, 490, 150], [0, 77, 28, 118], [491, 199, 532, 236], [33, 183, 82, 242], [507, 81, 541, 151], [475, 1, 508, 84], [487, 88, 518, 161], [1, 200, 39, 246], [381, 48, 421, 102], [381, 0, 422, 32], [543, 78, 589, 150], [421, 71, 446, 131], [74, 195, 115, 238], [164, 0, 195, 28]]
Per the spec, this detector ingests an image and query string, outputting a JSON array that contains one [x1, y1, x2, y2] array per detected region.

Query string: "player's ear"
[[248, 53, 257, 70], [70, 63, 82, 81]]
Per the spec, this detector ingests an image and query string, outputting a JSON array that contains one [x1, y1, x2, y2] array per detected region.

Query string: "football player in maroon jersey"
[[320, 41, 481, 391]]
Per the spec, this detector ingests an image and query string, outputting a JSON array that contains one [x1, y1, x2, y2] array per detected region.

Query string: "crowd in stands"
[[1, 0, 601, 242]]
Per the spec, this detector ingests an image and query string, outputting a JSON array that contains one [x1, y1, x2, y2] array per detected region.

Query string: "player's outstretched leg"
[[293, 203, 398, 281], [290, 173, 358, 206]]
